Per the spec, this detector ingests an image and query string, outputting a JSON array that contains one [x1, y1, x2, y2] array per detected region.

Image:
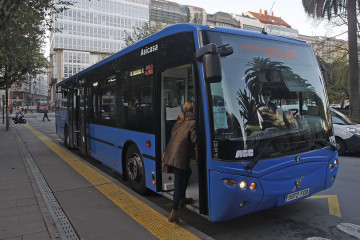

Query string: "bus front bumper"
[[208, 158, 338, 222]]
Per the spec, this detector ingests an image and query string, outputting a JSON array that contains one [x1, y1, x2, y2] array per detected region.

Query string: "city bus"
[[55, 24, 339, 222], [37, 100, 49, 113]]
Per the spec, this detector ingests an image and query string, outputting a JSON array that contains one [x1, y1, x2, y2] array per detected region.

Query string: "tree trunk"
[[347, 0, 360, 122]]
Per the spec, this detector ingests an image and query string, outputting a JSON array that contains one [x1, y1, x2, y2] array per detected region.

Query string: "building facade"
[[231, 14, 263, 32], [49, 0, 150, 104], [149, 0, 188, 24], [187, 5, 207, 25], [207, 12, 240, 28], [245, 10, 298, 38]]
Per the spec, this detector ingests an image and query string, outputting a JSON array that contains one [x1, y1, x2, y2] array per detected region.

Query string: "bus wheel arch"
[[123, 142, 147, 194]]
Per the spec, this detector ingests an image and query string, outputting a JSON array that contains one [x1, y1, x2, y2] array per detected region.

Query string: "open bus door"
[[78, 87, 87, 155], [159, 63, 208, 215], [68, 88, 80, 149]]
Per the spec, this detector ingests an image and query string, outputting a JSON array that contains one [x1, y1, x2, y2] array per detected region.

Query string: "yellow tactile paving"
[[24, 124, 201, 240]]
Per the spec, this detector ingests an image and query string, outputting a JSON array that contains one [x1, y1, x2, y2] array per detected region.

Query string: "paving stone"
[[0, 199, 17, 209], [23, 231, 51, 240], [17, 198, 37, 207], [19, 212, 44, 224], [0, 215, 19, 228], [1, 236, 22, 240], [0, 220, 47, 239]]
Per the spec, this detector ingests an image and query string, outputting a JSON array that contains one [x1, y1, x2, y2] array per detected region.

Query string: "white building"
[[187, 5, 207, 25], [231, 14, 263, 32], [49, 0, 150, 103]]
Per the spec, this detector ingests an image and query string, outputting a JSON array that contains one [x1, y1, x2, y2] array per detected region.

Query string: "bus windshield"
[[203, 31, 333, 161]]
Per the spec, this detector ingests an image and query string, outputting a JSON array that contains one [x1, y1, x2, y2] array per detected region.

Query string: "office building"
[[150, 0, 188, 24], [231, 14, 263, 32], [49, 0, 150, 104], [207, 12, 240, 28]]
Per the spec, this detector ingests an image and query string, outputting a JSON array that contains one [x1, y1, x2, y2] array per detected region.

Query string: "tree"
[[124, 21, 169, 47], [0, 0, 70, 129], [302, 0, 360, 122]]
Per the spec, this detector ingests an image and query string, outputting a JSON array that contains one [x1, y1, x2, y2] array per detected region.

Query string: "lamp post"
[[5, 75, 9, 130]]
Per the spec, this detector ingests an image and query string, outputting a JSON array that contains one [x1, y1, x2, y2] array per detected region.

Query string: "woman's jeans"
[[173, 167, 192, 210]]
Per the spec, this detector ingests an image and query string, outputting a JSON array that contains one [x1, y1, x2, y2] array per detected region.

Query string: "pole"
[[5, 78, 9, 130], [2, 95, 4, 124]]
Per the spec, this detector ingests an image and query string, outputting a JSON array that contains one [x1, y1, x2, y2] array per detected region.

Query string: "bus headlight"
[[334, 159, 338, 165], [329, 163, 334, 170], [250, 182, 257, 190], [239, 181, 247, 189]]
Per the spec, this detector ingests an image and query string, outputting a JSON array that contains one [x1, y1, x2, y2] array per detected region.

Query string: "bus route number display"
[[240, 43, 298, 60], [145, 64, 154, 76]]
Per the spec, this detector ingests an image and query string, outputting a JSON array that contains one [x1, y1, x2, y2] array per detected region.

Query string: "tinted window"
[[92, 75, 118, 127], [120, 69, 154, 132]]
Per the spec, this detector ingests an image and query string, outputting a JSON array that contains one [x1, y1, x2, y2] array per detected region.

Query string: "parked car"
[[330, 104, 341, 109], [331, 109, 360, 155]]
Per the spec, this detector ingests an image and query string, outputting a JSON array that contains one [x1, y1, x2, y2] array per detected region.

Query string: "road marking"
[[308, 195, 342, 217], [337, 223, 360, 239], [23, 124, 202, 240], [307, 238, 330, 240]]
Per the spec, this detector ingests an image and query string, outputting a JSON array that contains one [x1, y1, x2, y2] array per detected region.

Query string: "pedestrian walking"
[[43, 109, 50, 122], [162, 101, 197, 223]]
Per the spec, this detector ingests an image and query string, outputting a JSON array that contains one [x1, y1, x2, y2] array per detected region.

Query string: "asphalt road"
[[18, 113, 360, 240]]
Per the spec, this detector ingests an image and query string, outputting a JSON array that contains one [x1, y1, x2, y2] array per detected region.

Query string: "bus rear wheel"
[[125, 145, 147, 194]]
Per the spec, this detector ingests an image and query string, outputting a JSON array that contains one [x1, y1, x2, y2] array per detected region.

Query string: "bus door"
[[69, 88, 80, 149], [78, 88, 87, 155], [161, 64, 201, 209]]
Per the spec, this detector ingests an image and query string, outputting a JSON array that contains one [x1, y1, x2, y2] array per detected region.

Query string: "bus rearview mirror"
[[196, 43, 222, 83], [203, 53, 222, 83]]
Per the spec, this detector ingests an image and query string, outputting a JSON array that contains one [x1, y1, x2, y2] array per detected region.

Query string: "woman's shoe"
[[168, 210, 179, 223], [179, 197, 193, 207]]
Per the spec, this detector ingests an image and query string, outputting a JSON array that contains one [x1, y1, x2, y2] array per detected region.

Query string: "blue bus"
[[55, 24, 339, 222]]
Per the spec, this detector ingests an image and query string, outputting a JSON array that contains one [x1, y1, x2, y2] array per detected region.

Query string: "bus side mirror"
[[319, 63, 328, 86], [196, 43, 222, 83], [203, 53, 222, 83]]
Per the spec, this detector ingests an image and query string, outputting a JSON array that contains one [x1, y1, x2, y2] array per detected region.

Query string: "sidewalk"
[[0, 124, 56, 240], [0, 121, 211, 240]]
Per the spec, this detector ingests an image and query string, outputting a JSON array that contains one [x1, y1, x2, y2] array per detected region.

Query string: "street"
[[8, 112, 360, 239]]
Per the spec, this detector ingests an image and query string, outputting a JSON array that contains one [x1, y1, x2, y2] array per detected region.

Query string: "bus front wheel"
[[125, 145, 147, 194]]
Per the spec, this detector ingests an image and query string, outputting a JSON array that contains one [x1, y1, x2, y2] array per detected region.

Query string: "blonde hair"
[[177, 101, 193, 123]]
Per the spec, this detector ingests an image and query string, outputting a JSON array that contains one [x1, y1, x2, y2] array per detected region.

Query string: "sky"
[[174, 0, 348, 40]]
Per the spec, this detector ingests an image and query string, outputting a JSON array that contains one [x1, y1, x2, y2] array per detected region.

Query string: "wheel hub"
[[127, 154, 143, 181]]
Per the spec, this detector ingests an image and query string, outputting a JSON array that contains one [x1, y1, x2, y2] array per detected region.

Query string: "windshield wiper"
[[245, 139, 271, 170]]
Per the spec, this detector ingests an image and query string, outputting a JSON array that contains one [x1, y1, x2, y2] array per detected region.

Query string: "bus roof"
[[57, 23, 308, 87]]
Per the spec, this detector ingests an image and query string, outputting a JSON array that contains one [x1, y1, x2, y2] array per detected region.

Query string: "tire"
[[336, 137, 346, 156], [125, 145, 147, 194], [23, 119, 26, 124]]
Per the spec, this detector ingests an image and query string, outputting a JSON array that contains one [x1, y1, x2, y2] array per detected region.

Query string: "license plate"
[[285, 188, 310, 202]]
